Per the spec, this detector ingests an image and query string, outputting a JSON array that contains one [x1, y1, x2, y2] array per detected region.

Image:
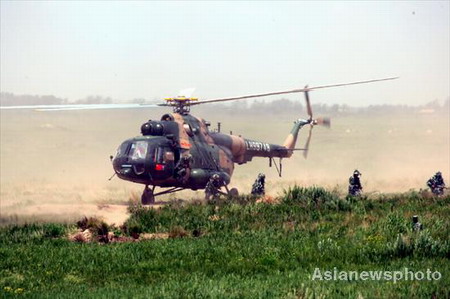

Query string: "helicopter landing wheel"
[[141, 186, 155, 205], [228, 188, 239, 198]]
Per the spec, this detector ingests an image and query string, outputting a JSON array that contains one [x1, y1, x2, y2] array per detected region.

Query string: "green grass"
[[1, 188, 449, 298]]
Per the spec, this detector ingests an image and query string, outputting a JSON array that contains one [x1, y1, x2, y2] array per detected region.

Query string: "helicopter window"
[[116, 142, 130, 158], [155, 147, 163, 163], [129, 141, 148, 160]]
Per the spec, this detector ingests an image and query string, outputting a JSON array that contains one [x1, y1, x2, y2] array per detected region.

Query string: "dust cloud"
[[1, 108, 448, 225]]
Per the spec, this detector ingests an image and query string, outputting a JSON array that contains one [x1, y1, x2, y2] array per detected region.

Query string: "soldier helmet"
[[212, 174, 220, 180], [353, 170, 361, 176], [436, 171, 442, 177], [258, 173, 266, 178]]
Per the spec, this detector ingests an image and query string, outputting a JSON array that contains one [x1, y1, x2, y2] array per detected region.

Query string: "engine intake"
[[141, 121, 164, 136]]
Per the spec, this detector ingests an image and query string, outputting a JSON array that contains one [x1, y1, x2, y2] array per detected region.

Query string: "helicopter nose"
[[113, 159, 132, 175], [111, 154, 130, 173], [112, 156, 149, 179], [118, 166, 132, 175]]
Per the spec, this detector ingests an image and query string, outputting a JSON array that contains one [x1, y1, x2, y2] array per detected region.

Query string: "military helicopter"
[[1, 77, 397, 204]]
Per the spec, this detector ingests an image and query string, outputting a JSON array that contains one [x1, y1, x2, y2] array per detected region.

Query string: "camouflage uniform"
[[412, 215, 423, 231], [348, 170, 362, 196], [251, 173, 266, 196], [174, 154, 191, 182], [205, 174, 222, 200], [427, 172, 445, 196]]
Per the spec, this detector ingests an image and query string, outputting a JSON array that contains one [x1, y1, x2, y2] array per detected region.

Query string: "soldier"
[[205, 174, 222, 200], [174, 154, 192, 182], [427, 171, 446, 196], [251, 173, 266, 196], [412, 215, 423, 231], [348, 170, 363, 196]]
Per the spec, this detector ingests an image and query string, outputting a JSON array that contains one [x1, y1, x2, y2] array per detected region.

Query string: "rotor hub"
[[164, 97, 198, 114]]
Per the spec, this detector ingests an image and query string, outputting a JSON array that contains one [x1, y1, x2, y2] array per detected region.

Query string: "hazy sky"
[[1, 1, 449, 106]]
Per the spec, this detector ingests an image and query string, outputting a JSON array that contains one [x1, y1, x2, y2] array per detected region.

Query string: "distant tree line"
[[1, 92, 448, 116], [0, 92, 69, 106], [0, 93, 113, 106]]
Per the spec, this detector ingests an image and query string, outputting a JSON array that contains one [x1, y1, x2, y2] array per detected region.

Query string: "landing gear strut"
[[141, 185, 186, 205], [141, 185, 155, 205]]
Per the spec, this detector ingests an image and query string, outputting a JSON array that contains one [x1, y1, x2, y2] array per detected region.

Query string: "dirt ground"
[[1, 107, 448, 225]]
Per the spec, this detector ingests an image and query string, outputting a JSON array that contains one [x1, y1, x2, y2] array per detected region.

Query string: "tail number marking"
[[245, 140, 270, 152]]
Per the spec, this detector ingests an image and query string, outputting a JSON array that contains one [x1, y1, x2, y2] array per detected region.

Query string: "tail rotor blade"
[[304, 86, 313, 120], [303, 125, 313, 159], [302, 116, 330, 159]]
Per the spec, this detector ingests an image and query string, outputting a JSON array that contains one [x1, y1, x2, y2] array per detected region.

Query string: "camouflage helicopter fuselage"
[[112, 112, 306, 190]]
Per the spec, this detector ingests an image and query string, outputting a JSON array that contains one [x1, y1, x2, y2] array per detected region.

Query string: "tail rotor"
[[302, 86, 331, 159], [313, 117, 331, 128]]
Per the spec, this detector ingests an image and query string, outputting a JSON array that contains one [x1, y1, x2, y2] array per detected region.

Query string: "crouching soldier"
[[174, 154, 192, 183], [412, 215, 423, 231], [427, 171, 446, 196], [205, 174, 223, 201], [251, 173, 266, 196], [348, 170, 363, 196]]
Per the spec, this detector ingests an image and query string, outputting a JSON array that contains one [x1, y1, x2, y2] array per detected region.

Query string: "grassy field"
[[1, 188, 449, 298]]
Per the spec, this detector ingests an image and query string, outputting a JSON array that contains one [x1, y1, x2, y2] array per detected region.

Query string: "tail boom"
[[210, 119, 309, 164], [283, 119, 310, 156]]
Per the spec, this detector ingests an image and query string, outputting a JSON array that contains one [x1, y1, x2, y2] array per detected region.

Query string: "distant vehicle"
[[1, 77, 397, 204]]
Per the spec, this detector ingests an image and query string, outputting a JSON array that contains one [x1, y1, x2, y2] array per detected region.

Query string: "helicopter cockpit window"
[[116, 142, 130, 158], [129, 141, 148, 160]]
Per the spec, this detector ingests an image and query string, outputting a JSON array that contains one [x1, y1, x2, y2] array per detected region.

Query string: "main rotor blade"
[[192, 77, 398, 105], [0, 103, 159, 111]]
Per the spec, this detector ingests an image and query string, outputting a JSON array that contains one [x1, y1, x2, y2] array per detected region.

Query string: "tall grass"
[[1, 187, 449, 298]]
